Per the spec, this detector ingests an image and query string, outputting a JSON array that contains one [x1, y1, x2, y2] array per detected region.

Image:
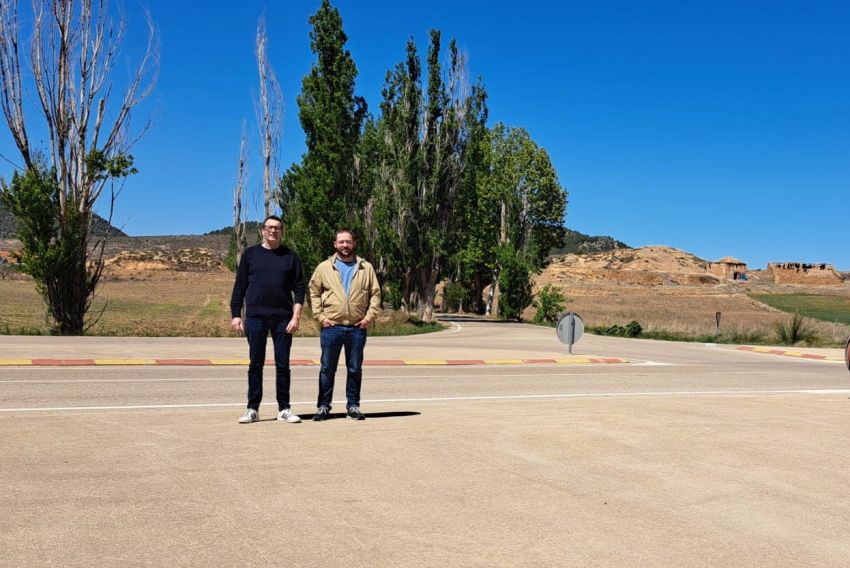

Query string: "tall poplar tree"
[[367, 31, 487, 321], [280, 0, 367, 271], [365, 39, 423, 309]]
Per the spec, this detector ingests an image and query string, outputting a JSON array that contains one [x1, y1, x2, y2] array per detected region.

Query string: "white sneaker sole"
[[278, 414, 302, 423]]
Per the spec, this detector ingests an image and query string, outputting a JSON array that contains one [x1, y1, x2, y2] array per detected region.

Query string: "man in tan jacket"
[[309, 229, 381, 421]]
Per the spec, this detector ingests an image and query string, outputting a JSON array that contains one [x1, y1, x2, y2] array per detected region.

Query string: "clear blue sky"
[[1, 0, 848, 269]]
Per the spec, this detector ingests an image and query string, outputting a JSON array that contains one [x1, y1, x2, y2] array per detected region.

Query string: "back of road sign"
[[845, 335, 850, 373], [556, 312, 584, 354]]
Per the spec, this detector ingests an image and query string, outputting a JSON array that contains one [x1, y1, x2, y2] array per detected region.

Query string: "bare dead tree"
[[254, 14, 283, 218], [233, 121, 249, 268], [0, 0, 158, 334]]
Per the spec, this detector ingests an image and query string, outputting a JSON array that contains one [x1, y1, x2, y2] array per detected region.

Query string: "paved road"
[[2, 321, 849, 567]]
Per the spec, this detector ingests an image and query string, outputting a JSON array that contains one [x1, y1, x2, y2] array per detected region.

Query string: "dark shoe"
[[347, 406, 365, 421], [313, 406, 330, 421]]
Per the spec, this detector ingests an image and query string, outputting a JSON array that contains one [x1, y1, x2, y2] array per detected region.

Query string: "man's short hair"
[[263, 215, 283, 227], [334, 228, 356, 241]]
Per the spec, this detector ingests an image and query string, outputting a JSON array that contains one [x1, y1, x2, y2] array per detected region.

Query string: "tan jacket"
[[309, 254, 381, 325]]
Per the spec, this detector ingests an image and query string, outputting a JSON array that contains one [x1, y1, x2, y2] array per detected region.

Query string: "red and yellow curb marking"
[[0, 357, 628, 367], [736, 346, 843, 361]]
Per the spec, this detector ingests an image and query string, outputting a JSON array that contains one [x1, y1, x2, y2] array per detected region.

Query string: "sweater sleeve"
[[292, 253, 306, 305], [230, 251, 249, 317]]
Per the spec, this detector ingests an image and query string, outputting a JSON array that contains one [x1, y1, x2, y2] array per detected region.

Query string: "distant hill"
[[540, 245, 719, 287], [0, 203, 126, 237], [205, 221, 262, 236], [550, 229, 629, 256]]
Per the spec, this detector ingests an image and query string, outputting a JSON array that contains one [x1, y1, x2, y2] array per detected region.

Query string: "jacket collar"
[[330, 253, 363, 268]]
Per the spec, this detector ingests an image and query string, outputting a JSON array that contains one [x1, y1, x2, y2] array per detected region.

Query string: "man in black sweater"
[[230, 215, 306, 424]]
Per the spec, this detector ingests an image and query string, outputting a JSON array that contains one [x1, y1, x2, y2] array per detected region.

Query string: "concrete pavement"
[[2, 319, 850, 567]]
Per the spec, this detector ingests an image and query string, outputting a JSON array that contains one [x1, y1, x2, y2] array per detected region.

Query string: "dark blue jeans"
[[318, 325, 367, 410], [244, 316, 293, 411]]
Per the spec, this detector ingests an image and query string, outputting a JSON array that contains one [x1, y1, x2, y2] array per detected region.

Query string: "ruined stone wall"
[[768, 262, 843, 285]]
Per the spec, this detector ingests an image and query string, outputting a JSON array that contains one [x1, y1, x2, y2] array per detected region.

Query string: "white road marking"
[[0, 370, 780, 384], [1, 388, 848, 413], [443, 322, 463, 334]]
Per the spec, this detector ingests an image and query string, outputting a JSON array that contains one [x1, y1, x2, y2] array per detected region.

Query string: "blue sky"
[[1, 0, 848, 269]]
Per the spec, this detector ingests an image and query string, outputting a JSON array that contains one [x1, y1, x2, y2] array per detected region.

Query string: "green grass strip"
[[749, 293, 850, 325]]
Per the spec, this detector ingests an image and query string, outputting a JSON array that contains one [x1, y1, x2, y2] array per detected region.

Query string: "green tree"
[[366, 32, 487, 321], [496, 251, 533, 320], [475, 124, 567, 319], [1, 157, 135, 334], [280, 0, 367, 272], [364, 38, 424, 310]]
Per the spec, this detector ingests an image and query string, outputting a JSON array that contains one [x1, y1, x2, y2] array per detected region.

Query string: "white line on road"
[[1, 388, 848, 413], [0, 370, 779, 384]]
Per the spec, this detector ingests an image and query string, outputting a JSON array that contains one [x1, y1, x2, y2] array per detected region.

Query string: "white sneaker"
[[277, 408, 302, 423], [238, 409, 259, 424]]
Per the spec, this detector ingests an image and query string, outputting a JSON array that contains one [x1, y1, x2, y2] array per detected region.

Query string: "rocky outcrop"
[[539, 246, 720, 287]]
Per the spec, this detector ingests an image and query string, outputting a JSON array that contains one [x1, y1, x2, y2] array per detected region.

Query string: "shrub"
[[590, 320, 643, 338], [444, 281, 471, 312], [624, 320, 643, 337], [533, 284, 569, 324], [383, 281, 402, 310], [773, 312, 821, 346]]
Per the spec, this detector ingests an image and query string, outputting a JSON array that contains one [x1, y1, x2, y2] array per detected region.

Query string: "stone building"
[[708, 256, 748, 281], [767, 262, 844, 285]]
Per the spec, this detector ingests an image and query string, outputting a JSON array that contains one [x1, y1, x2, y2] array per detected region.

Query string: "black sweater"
[[230, 245, 306, 319]]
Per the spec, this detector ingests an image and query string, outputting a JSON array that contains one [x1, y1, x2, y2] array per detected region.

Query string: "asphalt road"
[[2, 321, 849, 567]]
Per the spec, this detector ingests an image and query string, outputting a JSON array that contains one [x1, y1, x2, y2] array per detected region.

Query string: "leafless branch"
[[254, 14, 283, 218], [233, 120, 249, 267], [0, 0, 159, 334]]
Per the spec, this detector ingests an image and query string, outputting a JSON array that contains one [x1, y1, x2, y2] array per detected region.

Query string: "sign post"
[[715, 311, 721, 336], [556, 312, 584, 355], [845, 335, 850, 373]]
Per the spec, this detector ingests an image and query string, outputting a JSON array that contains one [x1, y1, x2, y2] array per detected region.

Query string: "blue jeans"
[[318, 325, 367, 410], [244, 316, 294, 411]]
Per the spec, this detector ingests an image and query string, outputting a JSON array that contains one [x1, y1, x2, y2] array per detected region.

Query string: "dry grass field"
[[0, 272, 236, 336], [0, 272, 438, 337]]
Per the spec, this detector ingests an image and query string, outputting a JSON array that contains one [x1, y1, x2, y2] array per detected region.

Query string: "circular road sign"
[[556, 312, 584, 352]]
